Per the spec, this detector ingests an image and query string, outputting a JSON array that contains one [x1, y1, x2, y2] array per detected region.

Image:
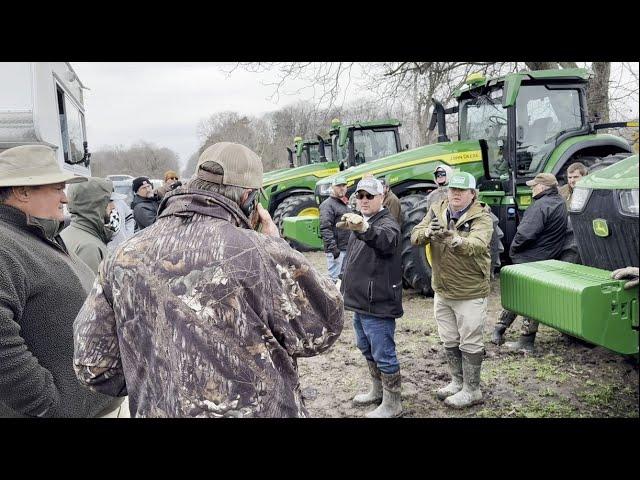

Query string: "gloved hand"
[[611, 267, 639, 290], [431, 217, 454, 243], [336, 213, 369, 233], [331, 246, 341, 259], [170, 180, 182, 190]]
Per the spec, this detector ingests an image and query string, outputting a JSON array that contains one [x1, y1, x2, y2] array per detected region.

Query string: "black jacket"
[[340, 208, 403, 319], [131, 194, 161, 231], [319, 196, 350, 252], [509, 186, 567, 264]]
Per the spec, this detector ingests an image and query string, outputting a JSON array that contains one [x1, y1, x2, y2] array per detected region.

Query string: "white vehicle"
[[0, 62, 91, 176]]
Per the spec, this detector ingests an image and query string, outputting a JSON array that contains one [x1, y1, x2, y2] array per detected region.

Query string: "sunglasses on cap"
[[435, 171, 447, 178], [356, 192, 375, 200]]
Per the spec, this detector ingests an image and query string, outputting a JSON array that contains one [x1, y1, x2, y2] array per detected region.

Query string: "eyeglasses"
[[356, 192, 375, 200], [435, 171, 447, 178]]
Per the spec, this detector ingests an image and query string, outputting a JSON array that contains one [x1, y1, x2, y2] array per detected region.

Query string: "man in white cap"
[[0, 145, 122, 417], [73, 142, 344, 418], [338, 177, 404, 418], [411, 171, 493, 409]]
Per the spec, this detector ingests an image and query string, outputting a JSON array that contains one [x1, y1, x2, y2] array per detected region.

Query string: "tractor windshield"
[[332, 127, 398, 167], [515, 85, 584, 175], [459, 88, 508, 178]]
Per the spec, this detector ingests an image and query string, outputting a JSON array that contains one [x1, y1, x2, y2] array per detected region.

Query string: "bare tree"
[[90, 141, 180, 179]]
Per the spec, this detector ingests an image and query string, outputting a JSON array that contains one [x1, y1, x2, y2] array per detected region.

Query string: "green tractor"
[[501, 154, 638, 355], [261, 119, 403, 249], [283, 68, 634, 293]]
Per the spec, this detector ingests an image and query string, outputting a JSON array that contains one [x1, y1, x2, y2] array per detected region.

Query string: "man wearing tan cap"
[[73, 142, 344, 417], [0, 145, 122, 417], [492, 172, 567, 353]]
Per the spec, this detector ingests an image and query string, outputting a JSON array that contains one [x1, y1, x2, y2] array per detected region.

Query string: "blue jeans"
[[353, 312, 399, 374], [325, 251, 346, 281]]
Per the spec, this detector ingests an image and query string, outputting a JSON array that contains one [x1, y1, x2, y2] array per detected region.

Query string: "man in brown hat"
[[0, 145, 122, 417], [73, 141, 344, 417], [154, 169, 182, 199], [492, 172, 567, 352]]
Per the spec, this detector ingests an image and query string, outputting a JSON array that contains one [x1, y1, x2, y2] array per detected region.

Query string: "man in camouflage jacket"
[[73, 142, 344, 418]]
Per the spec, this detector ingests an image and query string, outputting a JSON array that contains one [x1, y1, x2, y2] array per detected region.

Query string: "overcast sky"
[[73, 62, 334, 167]]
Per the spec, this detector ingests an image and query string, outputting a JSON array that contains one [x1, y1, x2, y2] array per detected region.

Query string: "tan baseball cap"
[[525, 173, 558, 188], [196, 142, 263, 189], [0, 145, 87, 187]]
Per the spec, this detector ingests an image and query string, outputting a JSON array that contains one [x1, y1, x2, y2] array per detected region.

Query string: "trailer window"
[[56, 84, 86, 165]]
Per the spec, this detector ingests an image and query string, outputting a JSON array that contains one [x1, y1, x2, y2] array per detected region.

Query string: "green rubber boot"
[[353, 360, 383, 406], [436, 347, 463, 400]]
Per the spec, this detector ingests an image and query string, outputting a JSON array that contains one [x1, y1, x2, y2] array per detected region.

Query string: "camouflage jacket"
[[73, 187, 344, 417]]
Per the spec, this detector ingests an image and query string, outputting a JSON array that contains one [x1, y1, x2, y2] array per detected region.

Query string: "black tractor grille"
[[571, 189, 639, 271]]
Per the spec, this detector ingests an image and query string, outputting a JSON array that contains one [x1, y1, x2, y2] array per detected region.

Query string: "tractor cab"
[[330, 118, 402, 170], [288, 136, 333, 168], [453, 70, 593, 187]]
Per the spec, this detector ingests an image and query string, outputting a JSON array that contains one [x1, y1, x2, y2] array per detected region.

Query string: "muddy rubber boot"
[[504, 332, 536, 354], [436, 347, 463, 400], [353, 360, 383, 406], [366, 371, 402, 418], [444, 352, 483, 409], [492, 310, 516, 345]]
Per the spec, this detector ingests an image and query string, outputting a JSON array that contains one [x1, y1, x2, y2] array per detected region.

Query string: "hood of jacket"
[[67, 178, 113, 243]]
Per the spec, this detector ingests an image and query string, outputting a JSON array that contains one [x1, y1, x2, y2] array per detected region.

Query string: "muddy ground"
[[297, 251, 639, 418]]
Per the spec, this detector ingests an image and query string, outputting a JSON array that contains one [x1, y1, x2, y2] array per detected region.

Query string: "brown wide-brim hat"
[[0, 145, 87, 187]]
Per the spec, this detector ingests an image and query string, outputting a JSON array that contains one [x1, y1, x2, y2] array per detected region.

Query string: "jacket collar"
[[533, 186, 559, 200], [0, 204, 68, 253], [157, 186, 252, 229]]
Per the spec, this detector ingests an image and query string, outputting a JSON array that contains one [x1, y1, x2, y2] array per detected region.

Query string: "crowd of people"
[[0, 143, 637, 418]]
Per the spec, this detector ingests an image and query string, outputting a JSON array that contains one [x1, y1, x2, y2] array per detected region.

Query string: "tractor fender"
[[551, 137, 632, 177]]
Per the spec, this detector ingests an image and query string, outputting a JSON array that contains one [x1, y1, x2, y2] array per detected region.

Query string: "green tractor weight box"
[[501, 260, 638, 355]]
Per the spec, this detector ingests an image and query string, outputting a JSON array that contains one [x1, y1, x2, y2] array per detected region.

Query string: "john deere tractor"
[[260, 119, 403, 249], [501, 154, 638, 355], [283, 68, 634, 293]]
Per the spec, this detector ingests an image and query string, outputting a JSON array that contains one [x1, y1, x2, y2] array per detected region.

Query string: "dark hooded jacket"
[[0, 204, 117, 417], [509, 186, 567, 264], [73, 186, 344, 418], [60, 178, 114, 275]]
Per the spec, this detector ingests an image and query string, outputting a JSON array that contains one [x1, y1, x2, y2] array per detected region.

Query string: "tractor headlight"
[[618, 189, 639, 216], [569, 187, 591, 213], [317, 183, 332, 196]]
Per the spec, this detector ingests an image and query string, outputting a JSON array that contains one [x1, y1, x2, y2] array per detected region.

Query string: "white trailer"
[[0, 62, 91, 176]]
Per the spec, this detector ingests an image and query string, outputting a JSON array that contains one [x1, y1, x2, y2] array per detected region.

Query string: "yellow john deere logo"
[[592, 218, 609, 237]]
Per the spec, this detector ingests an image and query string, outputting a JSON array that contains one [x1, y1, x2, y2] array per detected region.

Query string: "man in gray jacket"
[[319, 175, 350, 282], [0, 145, 120, 417]]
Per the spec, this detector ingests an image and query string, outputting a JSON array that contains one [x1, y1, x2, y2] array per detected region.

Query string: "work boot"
[[491, 310, 517, 345], [444, 351, 483, 409], [353, 360, 383, 406], [436, 347, 463, 400], [504, 332, 536, 354], [366, 371, 403, 418]]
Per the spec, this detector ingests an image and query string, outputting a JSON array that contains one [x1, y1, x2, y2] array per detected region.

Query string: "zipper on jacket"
[[367, 280, 373, 311]]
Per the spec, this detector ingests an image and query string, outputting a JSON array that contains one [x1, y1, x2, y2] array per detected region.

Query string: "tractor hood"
[[262, 162, 338, 188], [576, 154, 639, 190], [316, 140, 484, 190]]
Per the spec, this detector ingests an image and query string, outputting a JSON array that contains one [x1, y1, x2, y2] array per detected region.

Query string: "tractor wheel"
[[272, 194, 319, 252], [400, 194, 433, 296]]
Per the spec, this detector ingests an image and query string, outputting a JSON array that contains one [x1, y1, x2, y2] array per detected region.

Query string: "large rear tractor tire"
[[400, 194, 433, 296], [272, 194, 320, 252]]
